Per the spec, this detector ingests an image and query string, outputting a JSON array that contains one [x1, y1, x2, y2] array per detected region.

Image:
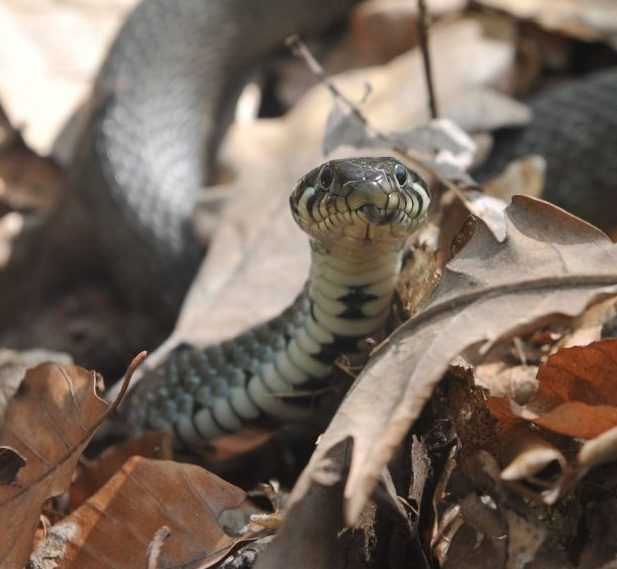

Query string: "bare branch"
[[417, 0, 439, 119]]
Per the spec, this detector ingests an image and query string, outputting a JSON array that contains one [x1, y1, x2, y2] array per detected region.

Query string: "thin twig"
[[286, 35, 370, 129], [417, 0, 439, 119], [106, 350, 148, 416], [286, 35, 469, 205]]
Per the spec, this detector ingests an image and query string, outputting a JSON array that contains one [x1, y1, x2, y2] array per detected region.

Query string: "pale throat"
[[306, 239, 405, 344]]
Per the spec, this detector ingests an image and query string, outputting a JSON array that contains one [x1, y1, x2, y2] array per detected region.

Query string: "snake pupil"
[[320, 165, 334, 189], [394, 164, 407, 186]]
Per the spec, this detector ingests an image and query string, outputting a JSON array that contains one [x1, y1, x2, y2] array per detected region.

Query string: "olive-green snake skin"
[[125, 158, 430, 448]]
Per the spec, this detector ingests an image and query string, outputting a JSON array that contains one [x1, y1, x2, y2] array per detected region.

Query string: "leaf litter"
[[1, 2, 617, 568]]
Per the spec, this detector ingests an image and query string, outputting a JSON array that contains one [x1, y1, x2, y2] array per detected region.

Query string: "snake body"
[[74, 0, 358, 325], [125, 158, 430, 447], [478, 68, 617, 232]]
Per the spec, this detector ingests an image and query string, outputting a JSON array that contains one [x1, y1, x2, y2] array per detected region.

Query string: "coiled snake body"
[[126, 158, 430, 447], [74, 0, 358, 324]]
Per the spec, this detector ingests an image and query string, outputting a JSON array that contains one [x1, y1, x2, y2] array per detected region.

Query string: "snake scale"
[[72, 0, 617, 446]]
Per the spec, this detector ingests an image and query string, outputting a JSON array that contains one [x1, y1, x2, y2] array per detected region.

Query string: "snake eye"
[[319, 165, 334, 189], [394, 163, 408, 186]]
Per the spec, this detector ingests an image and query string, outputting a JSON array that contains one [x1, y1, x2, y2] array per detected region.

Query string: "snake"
[[72, 0, 617, 446], [72, 0, 359, 327], [124, 158, 430, 447], [477, 67, 617, 233]]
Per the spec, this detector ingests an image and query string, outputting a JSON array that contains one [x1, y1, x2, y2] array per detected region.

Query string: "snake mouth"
[[356, 204, 399, 225]]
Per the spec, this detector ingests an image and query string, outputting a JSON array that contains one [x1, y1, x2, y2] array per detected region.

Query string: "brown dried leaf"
[[489, 397, 566, 503], [349, 0, 468, 66], [70, 431, 173, 508], [0, 363, 108, 568], [31, 456, 256, 569], [533, 339, 617, 409], [509, 339, 617, 439], [283, 196, 617, 527], [533, 402, 617, 439]]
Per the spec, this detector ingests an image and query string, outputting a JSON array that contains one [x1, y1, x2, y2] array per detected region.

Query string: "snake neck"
[[126, 244, 403, 448], [306, 242, 403, 347]]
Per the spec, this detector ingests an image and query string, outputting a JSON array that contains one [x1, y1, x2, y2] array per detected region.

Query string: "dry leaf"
[[557, 298, 616, 349], [487, 339, 617, 503], [483, 155, 546, 202], [280, 196, 617, 530], [31, 456, 257, 569], [519, 339, 617, 439], [476, 362, 539, 403], [0, 348, 72, 423], [578, 425, 617, 469], [0, 0, 139, 154], [476, 0, 617, 47], [505, 510, 547, 569], [70, 431, 173, 509], [0, 363, 108, 568], [489, 397, 566, 503], [349, 0, 468, 65]]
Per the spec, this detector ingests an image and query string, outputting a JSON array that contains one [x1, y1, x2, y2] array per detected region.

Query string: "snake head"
[[290, 157, 430, 252]]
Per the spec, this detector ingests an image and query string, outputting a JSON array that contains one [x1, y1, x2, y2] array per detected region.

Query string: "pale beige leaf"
[[483, 155, 546, 202], [282, 196, 617, 529], [476, 0, 617, 47], [0, 0, 139, 155]]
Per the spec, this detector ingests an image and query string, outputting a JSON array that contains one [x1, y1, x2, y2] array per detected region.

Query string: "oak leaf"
[[281, 196, 617, 534], [0, 363, 108, 568], [31, 456, 258, 569]]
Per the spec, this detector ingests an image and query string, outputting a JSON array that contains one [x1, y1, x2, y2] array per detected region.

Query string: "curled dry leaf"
[[557, 297, 616, 349], [0, 363, 108, 569], [279, 196, 617, 531], [31, 456, 258, 569], [578, 425, 617, 469], [518, 339, 617, 439], [488, 397, 566, 504]]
